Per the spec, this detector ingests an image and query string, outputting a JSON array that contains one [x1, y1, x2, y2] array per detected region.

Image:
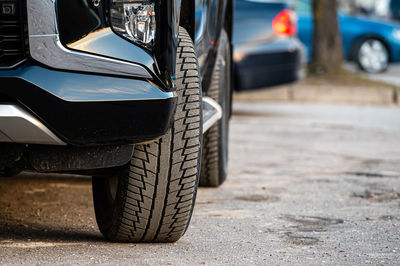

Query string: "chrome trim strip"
[[202, 97, 223, 133], [27, 0, 152, 79], [0, 105, 66, 145]]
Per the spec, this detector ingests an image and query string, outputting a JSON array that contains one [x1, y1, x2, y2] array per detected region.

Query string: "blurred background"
[[233, 0, 400, 95]]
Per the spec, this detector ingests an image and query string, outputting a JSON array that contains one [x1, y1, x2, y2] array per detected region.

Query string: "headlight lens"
[[110, 0, 156, 48]]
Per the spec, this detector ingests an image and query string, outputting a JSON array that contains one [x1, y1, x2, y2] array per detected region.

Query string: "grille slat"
[[0, 0, 26, 68]]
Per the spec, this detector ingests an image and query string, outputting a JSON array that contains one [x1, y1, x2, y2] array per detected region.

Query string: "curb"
[[234, 84, 399, 105]]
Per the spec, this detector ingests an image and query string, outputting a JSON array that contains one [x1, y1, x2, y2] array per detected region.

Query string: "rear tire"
[[200, 29, 232, 187], [92, 27, 202, 243]]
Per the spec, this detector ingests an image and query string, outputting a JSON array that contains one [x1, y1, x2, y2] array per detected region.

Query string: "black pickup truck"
[[0, 0, 233, 242]]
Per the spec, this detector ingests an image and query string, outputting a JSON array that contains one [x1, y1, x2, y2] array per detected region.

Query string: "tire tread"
[[93, 27, 201, 243]]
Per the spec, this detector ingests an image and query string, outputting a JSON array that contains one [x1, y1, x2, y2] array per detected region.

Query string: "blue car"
[[297, 0, 400, 73]]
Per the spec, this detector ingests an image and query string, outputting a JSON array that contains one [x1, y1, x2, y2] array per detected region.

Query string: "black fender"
[[156, 0, 233, 92], [180, 0, 195, 41], [155, 0, 181, 88]]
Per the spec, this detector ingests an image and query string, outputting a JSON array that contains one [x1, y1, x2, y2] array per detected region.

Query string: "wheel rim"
[[358, 40, 388, 73]]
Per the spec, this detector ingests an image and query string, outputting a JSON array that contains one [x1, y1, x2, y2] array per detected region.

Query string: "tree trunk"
[[310, 0, 344, 75]]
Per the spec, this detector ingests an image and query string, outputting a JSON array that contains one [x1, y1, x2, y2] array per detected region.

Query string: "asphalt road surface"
[[1, 102, 400, 265]]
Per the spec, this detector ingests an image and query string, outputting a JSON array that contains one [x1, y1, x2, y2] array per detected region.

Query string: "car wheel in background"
[[92, 27, 202, 243], [200, 29, 232, 187], [355, 38, 389, 73]]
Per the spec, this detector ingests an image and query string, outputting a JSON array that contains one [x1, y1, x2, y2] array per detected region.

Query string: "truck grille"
[[0, 0, 26, 69]]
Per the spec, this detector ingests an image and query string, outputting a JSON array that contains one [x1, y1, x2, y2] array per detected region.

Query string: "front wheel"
[[355, 39, 389, 73], [92, 27, 202, 243]]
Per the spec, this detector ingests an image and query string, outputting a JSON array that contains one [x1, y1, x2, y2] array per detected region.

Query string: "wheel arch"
[[178, 0, 233, 43], [350, 35, 392, 62], [178, 0, 234, 101], [179, 0, 195, 41], [224, 0, 234, 43], [222, 0, 234, 117]]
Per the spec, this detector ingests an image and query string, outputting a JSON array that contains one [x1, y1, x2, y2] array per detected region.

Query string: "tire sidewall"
[[217, 30, 232, 182]]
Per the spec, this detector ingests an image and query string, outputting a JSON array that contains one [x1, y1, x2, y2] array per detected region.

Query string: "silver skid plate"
[[0, 105, 65, 145], [202, 97, 222, 133]]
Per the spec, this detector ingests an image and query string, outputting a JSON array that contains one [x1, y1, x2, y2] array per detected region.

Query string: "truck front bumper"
[[0, 65, 177, 146]]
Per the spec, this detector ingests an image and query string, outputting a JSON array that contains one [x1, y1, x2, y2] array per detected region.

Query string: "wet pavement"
[[1, 102, 399, 265]]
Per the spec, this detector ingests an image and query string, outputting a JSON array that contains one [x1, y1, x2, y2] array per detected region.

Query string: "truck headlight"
[[110, 0, 156, 48]]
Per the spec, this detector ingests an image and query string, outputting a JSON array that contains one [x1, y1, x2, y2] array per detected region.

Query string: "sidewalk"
[[234, 75, 399, 105], [344, 62, 400, 87]]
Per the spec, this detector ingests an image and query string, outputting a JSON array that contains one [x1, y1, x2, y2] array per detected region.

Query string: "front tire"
[[92, 27, 202, 243]]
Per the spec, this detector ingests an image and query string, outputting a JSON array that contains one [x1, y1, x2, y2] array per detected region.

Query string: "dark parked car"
[[233, 0, 305, 91], [0, 0, 233, 243]]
